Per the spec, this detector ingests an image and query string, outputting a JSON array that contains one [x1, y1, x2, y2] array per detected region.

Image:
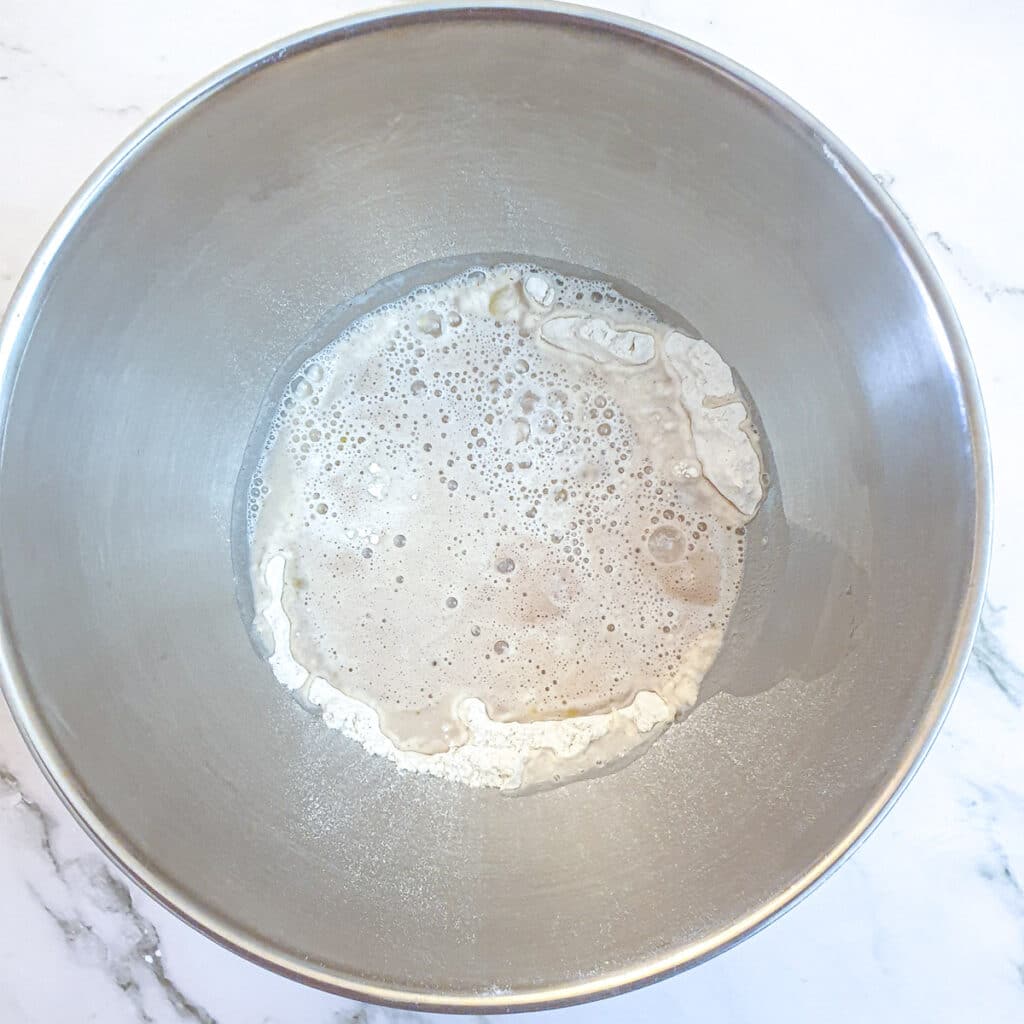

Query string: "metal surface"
[[0, 1, 990, 1013]]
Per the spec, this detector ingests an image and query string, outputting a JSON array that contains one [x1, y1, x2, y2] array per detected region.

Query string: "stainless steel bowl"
[[0, 1, 990, 1013]]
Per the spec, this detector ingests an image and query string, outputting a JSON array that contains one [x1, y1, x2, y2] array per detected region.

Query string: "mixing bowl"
[[0, 1, 990, 1013]]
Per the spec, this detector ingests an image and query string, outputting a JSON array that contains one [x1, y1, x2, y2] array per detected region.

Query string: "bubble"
[[470, 625, 481, 637], [393, 534, 407, 548], [417, 311, 443, 337], [493, 640, 509, 655], [496, 557, 516, 574], [446, 596, 459, 609], [514, 358, 529, 373], [597, 423, 611, 437], [648, 525, 684, 564], [411, 379, 427, 395], [361, 547, 373, 559], [523, 274, 554, 306]]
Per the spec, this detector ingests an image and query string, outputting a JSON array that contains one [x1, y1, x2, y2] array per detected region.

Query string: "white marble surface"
[[1, 1, 1022, 1021]]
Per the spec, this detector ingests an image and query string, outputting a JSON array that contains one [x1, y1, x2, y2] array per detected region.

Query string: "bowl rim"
[[0, 0, 993, 1013]]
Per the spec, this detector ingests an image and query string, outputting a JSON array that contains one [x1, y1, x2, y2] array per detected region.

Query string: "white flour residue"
[[263, 554, 721, 791], [247, 264, 765, 792]]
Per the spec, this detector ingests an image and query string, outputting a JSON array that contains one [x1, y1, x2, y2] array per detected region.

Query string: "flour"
[[247, 264, 764, 791], [664, 331, 763, 516], [263, 551, 725, 791]]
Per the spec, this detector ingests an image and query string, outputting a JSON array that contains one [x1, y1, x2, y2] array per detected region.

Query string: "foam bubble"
[[248, 263, 763, 785]]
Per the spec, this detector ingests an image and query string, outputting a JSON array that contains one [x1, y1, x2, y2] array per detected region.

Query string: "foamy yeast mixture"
[[247, 265, 765, 792]]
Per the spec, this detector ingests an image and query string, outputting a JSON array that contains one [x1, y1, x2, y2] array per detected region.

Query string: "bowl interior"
[[0, 6, 985, 1010]]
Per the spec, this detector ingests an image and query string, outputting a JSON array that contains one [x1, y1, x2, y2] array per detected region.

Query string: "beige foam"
[[248, 265, 761, 788]]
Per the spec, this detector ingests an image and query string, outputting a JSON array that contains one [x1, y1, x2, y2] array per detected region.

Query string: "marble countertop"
[[2, 1, 1022, 1021]]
